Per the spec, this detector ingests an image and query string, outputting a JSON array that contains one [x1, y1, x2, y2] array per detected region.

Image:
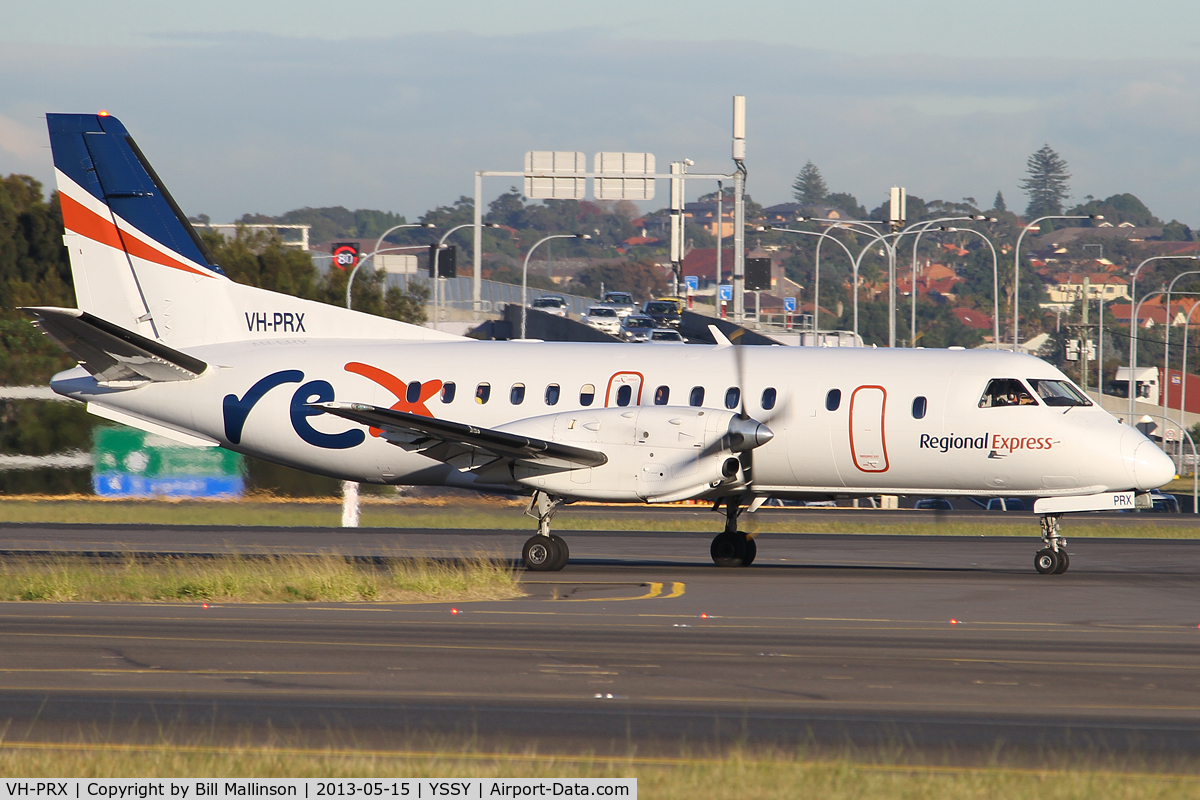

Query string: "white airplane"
[[26, 113, 1175, 574]]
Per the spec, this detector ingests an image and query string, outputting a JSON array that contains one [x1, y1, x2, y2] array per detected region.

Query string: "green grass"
[[0, 497, 1197, 538], [0, 741, 1197, 798], [0, 553, 521, 603]]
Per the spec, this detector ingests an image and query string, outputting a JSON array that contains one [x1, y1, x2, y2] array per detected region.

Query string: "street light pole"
[[345, 222, 435, 310], [940, 227, 1001, 349], [521, 233, 591, 338], [1128, 256, 1200, 424], [1012, 214, 1102, 350], [756, 224, 856, 338], [1163, 269, 1200, 419], [431, 222, 501, 330]]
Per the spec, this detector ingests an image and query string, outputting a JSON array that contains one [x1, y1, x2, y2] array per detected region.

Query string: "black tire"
[[548, 534, 570, 571], [1053, 549, 1070, 574], [1034, 548, 1059, 575], [741, 535, 757, 567], [523, 535, 561, 572], [711, 531, 747, 568]]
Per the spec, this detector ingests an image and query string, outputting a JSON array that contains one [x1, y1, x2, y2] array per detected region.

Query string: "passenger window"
[[654, 385, 670, 405], [406, 380, 422, 403], [545, 384, 560, 405], [689, 386, 705, 407], [441, 382, 456, 403], [761, 387, 776, 411], [825, 389, 841, 411], [979, 378, 1038, 408], [616, 385, 632, 406], [510, 383, 525, 405], [725, 387, 740, 409], [475, 383, 490, 404], [912, 396, 927, 419], [580, 384, 595, 406]]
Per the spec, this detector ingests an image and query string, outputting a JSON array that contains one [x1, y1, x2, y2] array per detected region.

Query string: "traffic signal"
[[428, 244, 456, 278], [331, 242, 359, 271], [746, 257, 771, 291]]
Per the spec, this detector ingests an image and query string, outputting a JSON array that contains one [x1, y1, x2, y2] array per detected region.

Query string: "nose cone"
[[727, 416, 774, 451], [1130, 440, 1176, 490]]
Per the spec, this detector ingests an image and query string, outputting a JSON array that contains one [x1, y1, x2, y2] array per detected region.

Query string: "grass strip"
[[0, 741, 1198, 798], [1, 498, 1197, 538], [0, 553, 521, 603]]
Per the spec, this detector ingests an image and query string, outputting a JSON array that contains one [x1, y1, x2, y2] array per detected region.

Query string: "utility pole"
[[887, 187, 906, 348], [731, 95, 747, 323]]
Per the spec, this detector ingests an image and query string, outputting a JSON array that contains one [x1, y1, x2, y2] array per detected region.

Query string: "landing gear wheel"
[[548, 534, 570, 571], [1034, 548, 1060, 575], [1052, 549, 1070, 575], [523, 535, 564, 572], [741, 536, 757, 567], [711, 531, 748, 568]]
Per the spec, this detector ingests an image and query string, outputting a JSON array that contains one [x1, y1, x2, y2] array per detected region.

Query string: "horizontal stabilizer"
[[22, 306, 207, 384], [314, 402, 608, 471]]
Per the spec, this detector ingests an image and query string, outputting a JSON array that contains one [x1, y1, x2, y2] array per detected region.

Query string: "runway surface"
[[2, 518, 1200, 757]]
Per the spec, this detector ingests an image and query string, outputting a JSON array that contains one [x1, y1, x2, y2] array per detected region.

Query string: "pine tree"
[[993, 191, 1006, 212], [792, 161, 828, 206], [1020, 145, 1071, 218]]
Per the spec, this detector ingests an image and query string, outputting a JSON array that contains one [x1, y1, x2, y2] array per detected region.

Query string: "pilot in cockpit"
[[979, 378, 1037, 408]]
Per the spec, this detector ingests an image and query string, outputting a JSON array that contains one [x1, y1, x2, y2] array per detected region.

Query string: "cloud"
[[3, 33, 1200, 224]]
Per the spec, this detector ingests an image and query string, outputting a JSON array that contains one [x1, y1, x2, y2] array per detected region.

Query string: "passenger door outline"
[[849, 385, 889, 473]]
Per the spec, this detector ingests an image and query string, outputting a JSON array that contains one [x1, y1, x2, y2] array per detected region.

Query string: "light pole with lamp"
[[521, 233, 591, 339], [1180, 303, 1200, 471], [345, 223, 435, 310], [1162, 269, 1200, 417], [938, 227, 1001, 349], [756, 224, 857, 337], [1012, 214, 1102, 350], [430, 222, 502, 330], [907, 217, 996, 346], [1082, 244, 1105, 388], [1128, 256, 1200, 424]]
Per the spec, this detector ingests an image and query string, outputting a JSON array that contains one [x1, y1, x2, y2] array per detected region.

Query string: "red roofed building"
[[952, 307, 993, 330]]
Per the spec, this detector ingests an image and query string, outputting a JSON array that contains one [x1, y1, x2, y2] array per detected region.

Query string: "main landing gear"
[[710, 496, 757, 568], [1034, 513, 1069, 575], [522, 491, 569, 572]]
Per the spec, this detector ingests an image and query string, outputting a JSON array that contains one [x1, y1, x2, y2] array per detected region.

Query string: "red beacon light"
[[98, 110, 109, 117]]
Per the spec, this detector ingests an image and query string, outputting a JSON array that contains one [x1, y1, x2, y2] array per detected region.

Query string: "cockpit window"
[[1028, 378, 1092, 407], [979, 378, 1038, 408]]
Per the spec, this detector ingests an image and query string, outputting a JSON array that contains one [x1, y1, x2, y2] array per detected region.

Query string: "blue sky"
[[5, 1, 1200, 224]]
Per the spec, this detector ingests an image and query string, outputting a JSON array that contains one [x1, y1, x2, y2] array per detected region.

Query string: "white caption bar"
[[0, 781, 636, 800]]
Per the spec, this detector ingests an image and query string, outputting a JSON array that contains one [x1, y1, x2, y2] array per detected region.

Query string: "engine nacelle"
[[495, 405, 771, 502]]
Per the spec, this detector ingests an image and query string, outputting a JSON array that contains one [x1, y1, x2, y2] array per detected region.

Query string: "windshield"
[[645, 302, 676, 314], [606, 293, 633, 303], [625, 316, 654, 328], [533, 298, 562, 307], [1028, 378, 1093, 407], [589, 308, 617, 317]]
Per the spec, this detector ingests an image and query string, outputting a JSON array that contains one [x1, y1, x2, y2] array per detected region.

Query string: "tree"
[[993, 191, 1007, 212], [1020, 144, 1071, 218], [792, 161, 828, 206]]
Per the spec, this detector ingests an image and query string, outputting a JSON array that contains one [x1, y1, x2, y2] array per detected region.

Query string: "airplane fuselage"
[[52, 339, 1168, 501]]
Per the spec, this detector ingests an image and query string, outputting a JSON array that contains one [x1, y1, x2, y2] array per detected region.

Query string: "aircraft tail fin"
[[47, 113, 460, 347], [23, 306, 207, 385]]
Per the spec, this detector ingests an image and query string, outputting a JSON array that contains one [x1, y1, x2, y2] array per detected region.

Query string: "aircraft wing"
[[22, 306, 207, 384], [314, 402, 608, 473]]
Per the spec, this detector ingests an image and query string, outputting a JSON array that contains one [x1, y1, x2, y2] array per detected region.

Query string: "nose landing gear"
[[710, 496, 757, 567], [1035, 513, 1069, 575]]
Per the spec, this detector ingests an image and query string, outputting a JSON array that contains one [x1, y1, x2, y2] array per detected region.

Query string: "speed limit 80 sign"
[[332, 243, 360, 270]]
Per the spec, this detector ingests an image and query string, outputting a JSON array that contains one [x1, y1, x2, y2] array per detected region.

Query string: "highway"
[[1, 518, 1200, 758]]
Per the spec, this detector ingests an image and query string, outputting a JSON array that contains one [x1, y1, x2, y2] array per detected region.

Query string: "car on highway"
[[621, 314, 657, 342], [646, 328, 685, 343], [529, 295, 568, 317], [914, 497, 954, 510], [643, 300, 681, 328], [600, 291, 637, 318], [581, 305, 622, 335]]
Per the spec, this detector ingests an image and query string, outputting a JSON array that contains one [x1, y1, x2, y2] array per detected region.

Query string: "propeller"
[[705, 325, 789, 490]]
